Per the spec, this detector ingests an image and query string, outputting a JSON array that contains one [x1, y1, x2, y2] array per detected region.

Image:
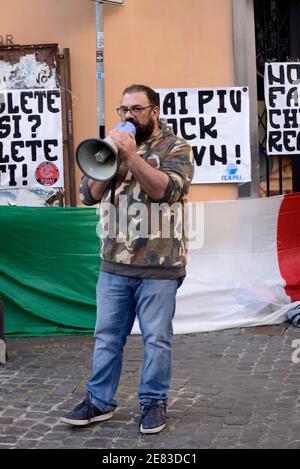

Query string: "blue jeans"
[[86, 272, 183, 412]]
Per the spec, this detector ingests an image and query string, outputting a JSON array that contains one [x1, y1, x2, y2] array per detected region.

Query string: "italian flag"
[[172, 193, 300, 334]]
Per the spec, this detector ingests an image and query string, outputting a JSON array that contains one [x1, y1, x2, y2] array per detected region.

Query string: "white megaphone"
[[75, 120, 136, 181]]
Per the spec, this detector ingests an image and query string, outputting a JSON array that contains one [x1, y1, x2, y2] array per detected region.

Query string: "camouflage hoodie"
[[82, 119, 194, 279]]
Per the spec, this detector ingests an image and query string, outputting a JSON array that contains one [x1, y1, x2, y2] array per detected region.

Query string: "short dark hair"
[[122, 84, 159, 107]]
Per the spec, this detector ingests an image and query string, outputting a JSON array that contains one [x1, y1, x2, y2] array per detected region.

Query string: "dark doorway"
[[254, 0, 300, 196]]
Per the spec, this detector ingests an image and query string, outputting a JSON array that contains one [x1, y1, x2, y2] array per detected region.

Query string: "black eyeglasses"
[[116, 105, 154, 117]]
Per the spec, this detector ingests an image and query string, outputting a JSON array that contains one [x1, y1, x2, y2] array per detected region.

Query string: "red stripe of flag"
[[277, 193, 300, 301]]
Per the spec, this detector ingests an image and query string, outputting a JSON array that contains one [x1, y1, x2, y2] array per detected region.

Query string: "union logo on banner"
[[35, 162, 59, 186]]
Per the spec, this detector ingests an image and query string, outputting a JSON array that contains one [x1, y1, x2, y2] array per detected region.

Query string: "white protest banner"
[[264, 62, 300, 155], [156, 87, 251, 184], [0, 89, 64, 188]]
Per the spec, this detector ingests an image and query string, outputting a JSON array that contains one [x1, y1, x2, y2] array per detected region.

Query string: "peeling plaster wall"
[[0, 54, 57, 90]]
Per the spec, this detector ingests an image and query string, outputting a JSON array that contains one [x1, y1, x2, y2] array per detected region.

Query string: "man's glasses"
[[116, 105, 154, 117]]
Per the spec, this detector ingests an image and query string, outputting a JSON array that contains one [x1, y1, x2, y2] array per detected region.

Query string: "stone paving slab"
[[0, 325, 300, 449]]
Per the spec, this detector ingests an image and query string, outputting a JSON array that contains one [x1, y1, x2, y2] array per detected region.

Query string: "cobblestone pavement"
[[0, 324, 300, 450]]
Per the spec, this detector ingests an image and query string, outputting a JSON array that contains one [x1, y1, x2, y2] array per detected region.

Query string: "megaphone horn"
[[75, 120, 136, 182]]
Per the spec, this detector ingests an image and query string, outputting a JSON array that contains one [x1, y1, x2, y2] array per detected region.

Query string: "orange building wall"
[[103, 0, 237, 201], [3, 0, 237, 203]]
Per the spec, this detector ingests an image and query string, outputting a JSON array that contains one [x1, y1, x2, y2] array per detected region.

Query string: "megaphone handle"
[[110, 176, 117, 205]]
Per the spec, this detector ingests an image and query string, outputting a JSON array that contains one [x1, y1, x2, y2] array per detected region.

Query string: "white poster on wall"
[[156, 87, 251, 184], [264, 62, 300, 155], [0, 88, 64, 189]]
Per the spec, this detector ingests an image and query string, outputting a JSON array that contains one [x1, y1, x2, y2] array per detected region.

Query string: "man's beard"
[[126, 117, 155, 144]]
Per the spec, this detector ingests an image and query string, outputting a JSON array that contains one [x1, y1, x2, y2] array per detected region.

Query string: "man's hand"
[[109, 130, 169, 201], [109, 130, 138, 167]]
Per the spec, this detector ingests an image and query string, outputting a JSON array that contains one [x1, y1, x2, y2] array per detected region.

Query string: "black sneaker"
[[61, 396, 113, 426], [140, 400, 167, 434]]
